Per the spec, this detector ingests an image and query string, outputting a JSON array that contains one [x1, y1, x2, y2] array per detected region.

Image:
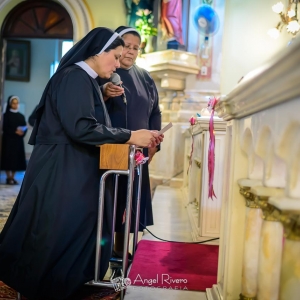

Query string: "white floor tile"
[[124, 285, 207, 300]]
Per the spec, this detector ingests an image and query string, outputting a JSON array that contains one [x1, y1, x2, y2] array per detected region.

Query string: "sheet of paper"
[[158, 122, 173, 135]]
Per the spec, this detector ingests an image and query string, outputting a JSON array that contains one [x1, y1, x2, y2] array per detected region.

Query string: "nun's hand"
[[150, 131, 164, 146], [127, 130, 157, 148], [15, 129, 24, 136], [103, 82, 124, 100]]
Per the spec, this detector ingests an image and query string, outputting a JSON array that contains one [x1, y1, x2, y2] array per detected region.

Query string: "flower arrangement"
[[135, 9, 158, 43]]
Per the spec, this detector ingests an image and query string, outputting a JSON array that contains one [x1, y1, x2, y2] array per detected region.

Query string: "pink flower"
[[189, 116, 196, 125]]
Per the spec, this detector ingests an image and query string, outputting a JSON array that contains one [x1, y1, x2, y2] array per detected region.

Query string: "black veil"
[[57, 27, 120, 72], [115, 26, 141, 39], [29, 27, 121, 145], [5, 95, 19, 113]]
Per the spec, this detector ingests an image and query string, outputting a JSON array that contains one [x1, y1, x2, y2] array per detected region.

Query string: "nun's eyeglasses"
[[124, 44, 140, 52]]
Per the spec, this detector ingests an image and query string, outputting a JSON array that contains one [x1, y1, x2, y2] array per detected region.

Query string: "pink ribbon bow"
[[135, 151, 149, 165]]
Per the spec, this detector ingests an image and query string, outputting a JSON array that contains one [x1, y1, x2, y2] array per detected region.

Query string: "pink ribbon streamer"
[[187, 116, 196, 175], [208, 98, 218, 200]]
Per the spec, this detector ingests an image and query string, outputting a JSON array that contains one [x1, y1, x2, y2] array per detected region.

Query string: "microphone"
[[110, 73, 127, 104]]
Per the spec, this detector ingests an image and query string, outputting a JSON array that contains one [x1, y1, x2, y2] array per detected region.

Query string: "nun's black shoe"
[[6, 178, 14, 185], [112, 250, 132, 260]]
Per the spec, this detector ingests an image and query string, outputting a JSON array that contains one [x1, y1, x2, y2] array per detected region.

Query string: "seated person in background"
[[1, 95, 27, 185]]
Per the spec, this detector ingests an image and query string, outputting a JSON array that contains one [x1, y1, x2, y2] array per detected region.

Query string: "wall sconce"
[[268, 0, 300, 39]]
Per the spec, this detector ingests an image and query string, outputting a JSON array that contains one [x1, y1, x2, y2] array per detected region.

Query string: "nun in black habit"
[[99, 26, 161, 257], [0, 27, 161, 300], [1, 95, 27, 185]]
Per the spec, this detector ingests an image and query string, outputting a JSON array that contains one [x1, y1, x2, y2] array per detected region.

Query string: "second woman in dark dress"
[[100, 26, 161, 257], [1, 95, 27, 185]]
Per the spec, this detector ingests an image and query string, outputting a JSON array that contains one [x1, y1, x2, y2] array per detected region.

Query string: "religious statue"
[[161, 0, 183, 49]]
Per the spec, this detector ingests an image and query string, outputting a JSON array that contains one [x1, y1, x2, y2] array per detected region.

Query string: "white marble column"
[[238, 179, 263, 299], [268, 197, 300, 300], [250, 187, 285, 300], [241, 207, 263, 298], [279, 238, 300, 300], [257, 221, 283, 300]]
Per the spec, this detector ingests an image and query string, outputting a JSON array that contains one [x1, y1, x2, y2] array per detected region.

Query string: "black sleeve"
[[28, 105, 38, 127], [148, 85, 161, 131], [56, 70, 131, 145], [148, 78, 162, 151]]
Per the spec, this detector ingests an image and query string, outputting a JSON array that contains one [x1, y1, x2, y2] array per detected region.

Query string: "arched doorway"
[[2, 0, 73, 39], [0, 0, 76, 168], [0, 0, 74, 96]]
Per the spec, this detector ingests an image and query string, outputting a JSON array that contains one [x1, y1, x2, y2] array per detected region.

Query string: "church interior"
[[0, 0, 299, 299]]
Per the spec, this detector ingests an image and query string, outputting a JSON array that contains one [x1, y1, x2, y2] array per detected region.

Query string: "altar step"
[[150, 172, 183, 194]]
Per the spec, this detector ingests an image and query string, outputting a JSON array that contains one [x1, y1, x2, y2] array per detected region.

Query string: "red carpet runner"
[[128, 240, 219, 291]]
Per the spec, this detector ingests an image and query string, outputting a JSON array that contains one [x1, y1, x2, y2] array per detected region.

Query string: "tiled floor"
[[0, 172, 24, 232], [0, 172, 208, 300]]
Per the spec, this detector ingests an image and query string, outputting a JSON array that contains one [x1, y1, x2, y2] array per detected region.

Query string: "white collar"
[[75, 61, 98, 79], [9, 108, 19, 113]]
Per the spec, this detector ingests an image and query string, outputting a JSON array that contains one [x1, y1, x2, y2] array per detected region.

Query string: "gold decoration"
[[193, 198, 199, 210], [195, 160, 201, 169], [239, 186, 260, 208], [239, 294, 257, 300], [253, 195, 281, 222], [280, 214, 300, 241]]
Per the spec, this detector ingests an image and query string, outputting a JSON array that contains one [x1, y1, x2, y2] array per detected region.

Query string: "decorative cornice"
[[250, 187, 284, 221], [138, 50, 200, 75], [185, 117, 227, 136], [216, 36, 300, 121], [239, 186, 260, 208], [269, 197, 300, 214], [254, 196, 281, 221], [268, 197, 300, 240]]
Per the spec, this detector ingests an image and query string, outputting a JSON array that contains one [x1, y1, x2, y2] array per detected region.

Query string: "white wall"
[[221, 0, 292, 95], [4, 38, 60, 154], [186, 0, 225, 92]]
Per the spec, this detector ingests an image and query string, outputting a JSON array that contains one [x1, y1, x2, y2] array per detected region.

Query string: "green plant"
[[135, 9, 157, 42]]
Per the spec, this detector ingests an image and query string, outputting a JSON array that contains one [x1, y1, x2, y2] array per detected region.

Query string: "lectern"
[[16, 144, 143, 300], [86, 144, 143, 299]]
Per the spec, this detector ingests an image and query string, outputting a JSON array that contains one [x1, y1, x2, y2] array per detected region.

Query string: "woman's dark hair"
[[104, 36, 125, 52]]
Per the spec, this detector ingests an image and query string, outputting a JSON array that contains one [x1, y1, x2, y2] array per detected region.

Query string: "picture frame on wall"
[[5, 40, 30, 82]]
